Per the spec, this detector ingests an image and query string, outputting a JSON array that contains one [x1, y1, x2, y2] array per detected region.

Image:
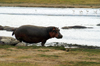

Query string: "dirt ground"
[[0, 47, 100, 66]]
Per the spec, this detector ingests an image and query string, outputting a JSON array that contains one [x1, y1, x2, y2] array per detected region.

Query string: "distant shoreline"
[[0, 3, 100, 8]]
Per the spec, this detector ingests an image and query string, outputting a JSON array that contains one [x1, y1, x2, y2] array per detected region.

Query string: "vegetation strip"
[[0, 0, 100, 8]]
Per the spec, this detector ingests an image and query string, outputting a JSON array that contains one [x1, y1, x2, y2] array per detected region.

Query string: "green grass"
[[38, 49, 50, 52], [0, 45, 66, 50], [0, 0, 100, 5], [0, 45, 15, 49], [75, 61, 100, 66], [16, 46, 66, 50], [71, 48, 100, 54], [83, 57, 100, 60], [17, 56, 32, 59], [0, 55, 10, 58], [38, 54, 59, 58]]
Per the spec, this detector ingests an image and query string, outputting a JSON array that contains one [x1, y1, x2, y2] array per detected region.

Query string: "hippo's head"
[[48, 27, 63, 39]]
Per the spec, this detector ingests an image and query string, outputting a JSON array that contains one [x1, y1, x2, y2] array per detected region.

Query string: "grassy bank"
[[0, 0, 100, 8], [0, 45, 100, 66]]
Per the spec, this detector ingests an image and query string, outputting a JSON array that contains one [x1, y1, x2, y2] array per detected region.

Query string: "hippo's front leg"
[[41, 40, 47, 46]]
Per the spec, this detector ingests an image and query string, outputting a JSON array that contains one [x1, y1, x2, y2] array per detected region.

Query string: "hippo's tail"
[[12, 31, 15, 36], [12, 28, 17, 36]]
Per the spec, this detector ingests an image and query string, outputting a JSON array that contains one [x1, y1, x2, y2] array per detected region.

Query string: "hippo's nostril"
[[60, 35, 63, 38], [56, 35, 63, 39]]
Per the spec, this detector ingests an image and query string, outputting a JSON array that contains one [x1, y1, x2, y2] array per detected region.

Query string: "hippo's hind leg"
[[41, 40, 46, 46], [16, 37, 23, 42]]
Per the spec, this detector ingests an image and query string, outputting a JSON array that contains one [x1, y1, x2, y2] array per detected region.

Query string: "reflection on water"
[[0, 7, 100, 46]]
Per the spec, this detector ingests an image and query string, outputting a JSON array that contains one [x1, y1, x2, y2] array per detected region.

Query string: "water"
[[0, 7, 100, 46]]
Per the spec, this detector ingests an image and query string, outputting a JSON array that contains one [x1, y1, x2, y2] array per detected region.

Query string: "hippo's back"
[[16, 25, 47, 35]]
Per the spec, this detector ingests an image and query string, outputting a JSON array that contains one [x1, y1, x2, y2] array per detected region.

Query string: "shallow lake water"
[[0, 7, 100, 46]]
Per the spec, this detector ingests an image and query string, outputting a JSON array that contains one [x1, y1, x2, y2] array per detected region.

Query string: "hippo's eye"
[[52, 30, 58, 33], [52, 30, 56, 32]]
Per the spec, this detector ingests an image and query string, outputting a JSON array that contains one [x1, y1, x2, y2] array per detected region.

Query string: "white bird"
[[94, 10, 97, 14], [35, 9, 37, 11], [72, 10, 75, 14], [86, 10, 89, 14], [86, 10, 89, 12], [80, 10, 83, 14]]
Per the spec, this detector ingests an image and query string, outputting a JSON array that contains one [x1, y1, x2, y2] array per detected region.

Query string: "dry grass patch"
[[0, 46, 100, 66]]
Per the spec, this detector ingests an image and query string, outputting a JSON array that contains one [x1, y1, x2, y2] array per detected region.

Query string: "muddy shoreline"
[[0, 3, 100, 8], [0, 36, 100, 49]]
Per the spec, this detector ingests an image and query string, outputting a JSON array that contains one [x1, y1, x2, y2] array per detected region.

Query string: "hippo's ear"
[[47, 27, 56, 32], [52, 27, 56, 30]]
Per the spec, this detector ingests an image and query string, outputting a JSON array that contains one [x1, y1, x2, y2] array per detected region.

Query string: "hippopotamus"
[[62, 25, 93, 29], [12, 25, 63, 46]]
